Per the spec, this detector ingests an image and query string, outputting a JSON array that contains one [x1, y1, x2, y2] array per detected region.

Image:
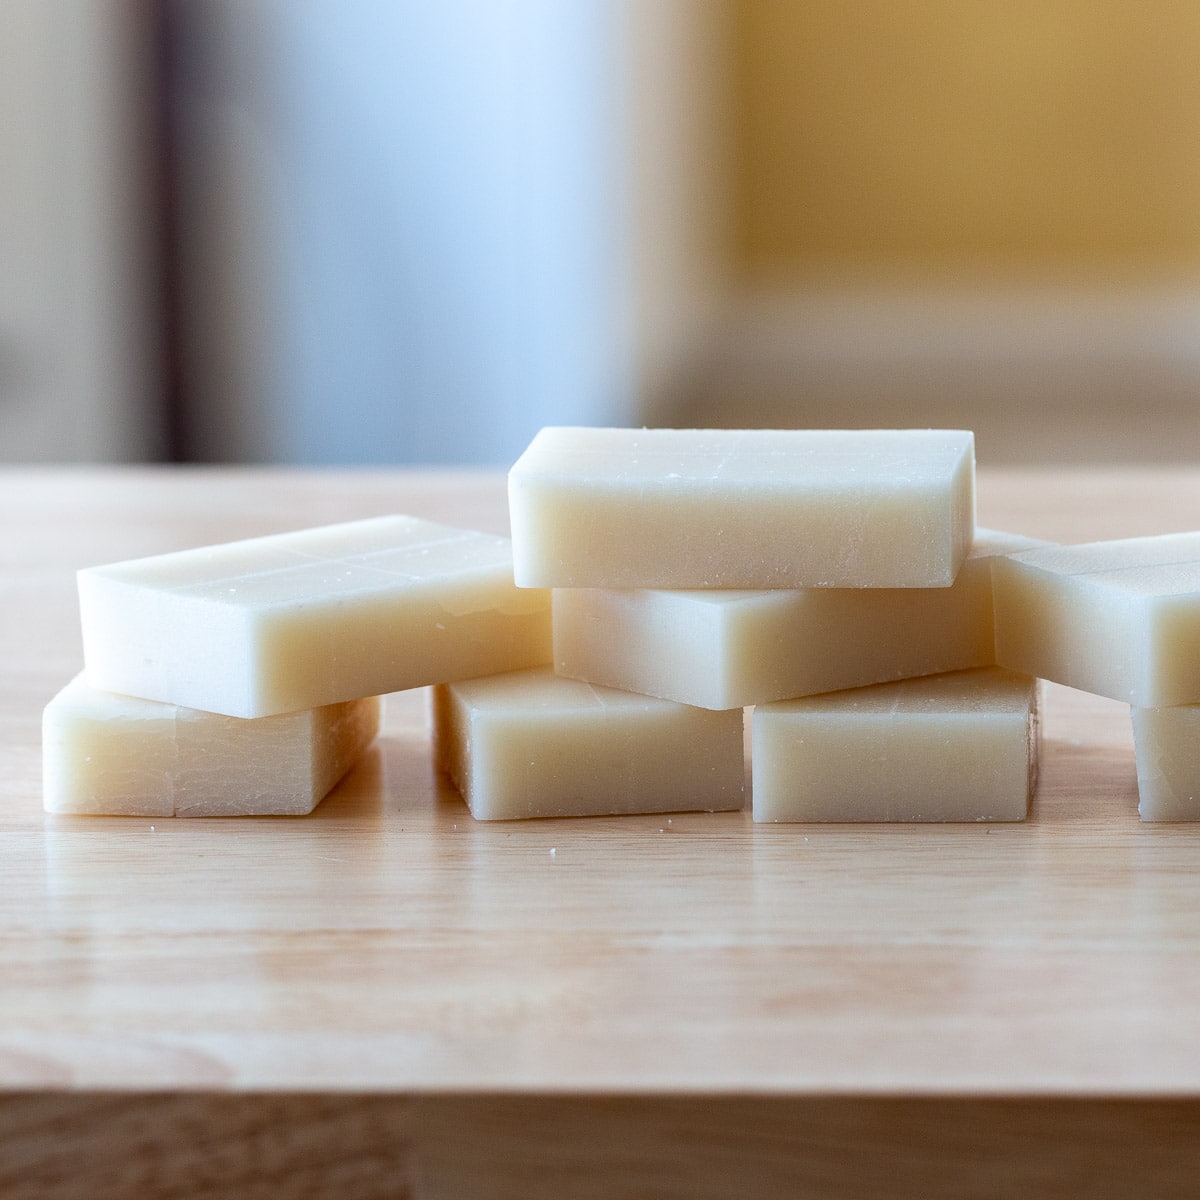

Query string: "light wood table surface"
[[5, 465, 1200, 1198]]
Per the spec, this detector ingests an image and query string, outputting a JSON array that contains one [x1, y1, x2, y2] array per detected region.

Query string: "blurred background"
[[3, 0, 1199, 466]]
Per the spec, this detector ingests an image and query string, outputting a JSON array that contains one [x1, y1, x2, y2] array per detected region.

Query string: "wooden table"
[[5, 466, 1200, 1198]]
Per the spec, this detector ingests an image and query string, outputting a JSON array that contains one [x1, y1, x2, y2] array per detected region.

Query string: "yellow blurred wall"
[[730, 0, 1200, 283]]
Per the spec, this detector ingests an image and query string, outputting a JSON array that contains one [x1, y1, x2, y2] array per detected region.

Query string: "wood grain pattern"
[[0, 1094, 413, 1199], [414, 1095, 1200, 1200], [4, 465, 1200, 1194], [6, 1094, 1200, 1199]]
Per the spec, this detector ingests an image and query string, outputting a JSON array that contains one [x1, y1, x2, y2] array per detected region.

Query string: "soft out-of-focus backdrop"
[[3, 0, 1198, 466]]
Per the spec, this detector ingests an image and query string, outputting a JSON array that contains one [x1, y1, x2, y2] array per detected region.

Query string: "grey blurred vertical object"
[[168, 0, 636, 465], [0, 0, 164, 461]]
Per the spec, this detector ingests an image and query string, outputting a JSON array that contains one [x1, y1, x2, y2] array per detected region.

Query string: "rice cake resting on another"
[[552, 528, 1048, 710], [434, 667, 744, 821], [752, 667, 1039, 823], [79, 514, 551, 719], [43, 673, 380, 817], [993, 531, 1200, 706], [509, 426, 976, 589]]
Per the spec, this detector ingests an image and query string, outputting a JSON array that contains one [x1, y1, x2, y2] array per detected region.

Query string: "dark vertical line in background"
[[145, 0, 189, 462]]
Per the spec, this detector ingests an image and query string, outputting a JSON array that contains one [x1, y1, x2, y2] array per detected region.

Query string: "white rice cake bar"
[[508, 426, 976, 588], [1131, 704, 1200, 821], [993, 531, 1200, 706], [43, 673, 380, 817], [752, 667, 1039, 823], [553, 528, 1047, 710], [434, 667, 744, 820], [79, 514, 551, 718]]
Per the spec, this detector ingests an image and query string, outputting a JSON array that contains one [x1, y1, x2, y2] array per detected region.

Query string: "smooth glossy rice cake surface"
[[752, 667, 1039, 823], [993, 531, 1200, 706], [1130, 705, 1200, 821], [79, 515, 551, 718], [434, 667, 744, 821], [43, 674, 380, 817], [508, 427, 976, 589], [553, 528, 1047, 710]]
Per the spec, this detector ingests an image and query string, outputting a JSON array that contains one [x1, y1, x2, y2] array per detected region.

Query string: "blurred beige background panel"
[[667, 285, 1200, 464], [730, 0, 1200, 280], [624, 0, 731, 424], [1, 0, 1197, 464], [0, 0, 162, 462], [645, 0, 1200, 462]]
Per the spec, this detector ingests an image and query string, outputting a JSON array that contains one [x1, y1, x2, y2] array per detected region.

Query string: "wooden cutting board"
[[4, 465, 1200, 1199]]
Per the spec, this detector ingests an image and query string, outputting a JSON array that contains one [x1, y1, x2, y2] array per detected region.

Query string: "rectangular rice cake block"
[[993, 531, 1200, 706], [43, 673, 380, 817], [508, 427, 976, 588], [79, 515, 551, 718], [752, 667, 1039, 823], [434, 667, 744, 820], [553, 528, 1047, 710], [1131, 705, 1200, 821]]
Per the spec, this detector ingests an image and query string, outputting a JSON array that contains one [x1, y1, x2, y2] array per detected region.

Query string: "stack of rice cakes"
[[47, 427, 1196, 824]]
